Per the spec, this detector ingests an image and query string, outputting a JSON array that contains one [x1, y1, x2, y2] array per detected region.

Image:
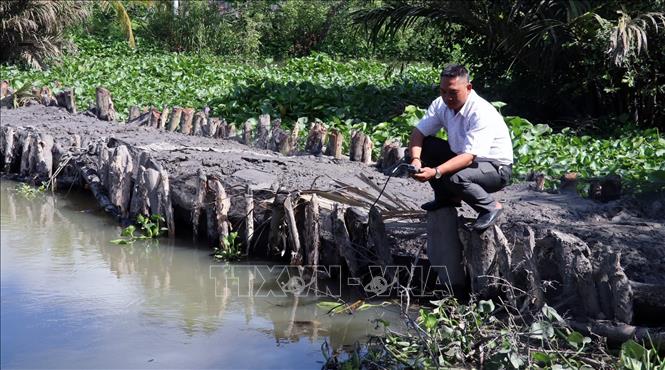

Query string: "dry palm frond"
[[609, 10, 665, 66], [0, 0, 88, 69], [11, 82, 40, 108]]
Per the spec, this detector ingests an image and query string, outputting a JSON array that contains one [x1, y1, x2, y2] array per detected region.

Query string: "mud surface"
[[2, 105, 663, 284]]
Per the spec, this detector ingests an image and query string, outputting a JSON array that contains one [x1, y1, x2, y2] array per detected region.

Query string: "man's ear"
[[467, 82, 473, 91]]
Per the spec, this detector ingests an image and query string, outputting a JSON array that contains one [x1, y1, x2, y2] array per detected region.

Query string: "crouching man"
[[408, 64, 513, 230]]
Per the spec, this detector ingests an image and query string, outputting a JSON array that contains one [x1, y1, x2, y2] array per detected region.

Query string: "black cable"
[[370, 162, 414, 210]]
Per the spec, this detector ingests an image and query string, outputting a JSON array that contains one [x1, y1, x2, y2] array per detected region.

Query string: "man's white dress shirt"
[[416, 90, 513, 165]]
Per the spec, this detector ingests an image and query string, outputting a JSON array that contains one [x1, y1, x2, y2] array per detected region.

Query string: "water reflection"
[[0, 180, 397, 369]]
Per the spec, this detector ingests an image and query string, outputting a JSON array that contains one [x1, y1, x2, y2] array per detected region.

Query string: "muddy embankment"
[[1, 85, 663, 345]]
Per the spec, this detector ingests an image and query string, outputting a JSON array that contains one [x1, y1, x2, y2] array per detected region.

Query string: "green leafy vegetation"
[[0, 36, 437, 125], [15, 182, 46, 200], [110, 214, 167, 245], [324, 298, 665, 369], [2, 36, 663, 192], [213, 231, 242, 262], [507, 115, 665, 191]]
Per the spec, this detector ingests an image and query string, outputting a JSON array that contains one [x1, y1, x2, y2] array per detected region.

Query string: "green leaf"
[[478, 299, 495, 314], [532, 351, 551, 364]]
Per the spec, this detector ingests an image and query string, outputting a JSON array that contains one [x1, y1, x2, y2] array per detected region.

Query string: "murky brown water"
[[0, 180, 399, 369]]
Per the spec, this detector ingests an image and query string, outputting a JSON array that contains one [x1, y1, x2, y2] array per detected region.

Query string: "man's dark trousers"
[[421, 136, 511, 214]]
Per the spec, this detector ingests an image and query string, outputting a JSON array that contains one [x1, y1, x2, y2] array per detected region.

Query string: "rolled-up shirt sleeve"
[[415, 99, 444, 137], [462, 113, 493, 157]]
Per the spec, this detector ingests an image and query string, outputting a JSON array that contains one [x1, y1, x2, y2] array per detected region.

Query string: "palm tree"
[[0, 0, 88, 69], [353, 0, 665, 126], [353, 1, 664, 70]]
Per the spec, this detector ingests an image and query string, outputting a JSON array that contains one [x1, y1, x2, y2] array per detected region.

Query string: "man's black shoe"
[[421, 199, 461, 211], [473, 207, 504, 230]]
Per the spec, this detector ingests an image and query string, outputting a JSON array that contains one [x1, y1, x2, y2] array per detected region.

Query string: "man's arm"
[[408, 127, 474, 182]]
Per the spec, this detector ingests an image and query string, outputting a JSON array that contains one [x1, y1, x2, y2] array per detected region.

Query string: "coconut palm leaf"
[[0, 0, 88, 69]]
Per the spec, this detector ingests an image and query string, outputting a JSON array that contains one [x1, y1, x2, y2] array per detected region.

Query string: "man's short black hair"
[[440, 64, 469, 81]]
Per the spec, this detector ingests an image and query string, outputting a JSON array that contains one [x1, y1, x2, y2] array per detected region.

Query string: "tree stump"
[[95, 87, 116, 121], [0, 126, 17, 172], [255, 114, 271, 149], [270, 128, 293, 155], [205, 117, 220, 138], [331, 204, 359, 277], [128, 106, 141, 121], [179, 108, 195, 135], [55, 89, 76, 114], [305, 120, 327, 155], [0, 81, 9, 99], [167, 107, 183, 132], [361, 135, 373, 164], [242, 119, 254, 145], [206, 176, 231, 249], [305, 194, 320, 267], [148, 108, 161, 128], [349, 131, 366, 162], [191, 169, 207, 242], [378, 139, 403, 172], [192, 112, 206, 136], [244, 185, 254, 255], [284, 193, 303, 265], [326, 129, 344, 159], [269, 193, 288, 257], [39, 87, 55, 106], [159, 106, 170, 130], [107, 145, 134, 218]]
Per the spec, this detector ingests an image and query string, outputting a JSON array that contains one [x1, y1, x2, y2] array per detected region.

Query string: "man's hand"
[[413, 167, 436, 182]]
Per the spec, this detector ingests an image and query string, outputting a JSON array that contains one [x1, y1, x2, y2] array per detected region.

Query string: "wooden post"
[[349, 131, 365, 162], [244, 185, 254, 255], [361, 135, 373, 164], [149, 108, 161, 128], [56, 89, 77, 114], [206, 117, 220, 138], [305, 194, 320, 267], [0, 81, 9, 99], [159, 106, 170, 130], [242, 119, 254, 145], [167, 107, 183, 132], [326, 129, 343, 159], [368, 206, 393, 266], [227, 122, 237, 139], [305, 121, 326, 155], [95, 87, 116, 121], [192, 112, 206, 136], [255, 114, 270, 149], [271, 128, 292, 155], [128, 106, 141, 121], [378, 139, 402, 170], [331, 204, 359, 277], [107, 145, 134, 218], [39, 87, 54, 106], [179, 108, 195, 135], [216, 119, 228, 139], [191, 169, 207, 241], [269, 193, 287, 257], [290, 121, 301, 153], [284, 193, 302, 265], [207, 176, 231, 248]]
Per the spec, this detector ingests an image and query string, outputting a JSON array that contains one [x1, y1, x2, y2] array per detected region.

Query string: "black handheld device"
[[404, 164, 421, 174]]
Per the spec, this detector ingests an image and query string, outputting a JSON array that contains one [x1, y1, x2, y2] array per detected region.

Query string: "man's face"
[[440, 76, 472, 112]]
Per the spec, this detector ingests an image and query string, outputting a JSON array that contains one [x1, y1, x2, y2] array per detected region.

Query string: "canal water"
[[0, 180, 399, 369]]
